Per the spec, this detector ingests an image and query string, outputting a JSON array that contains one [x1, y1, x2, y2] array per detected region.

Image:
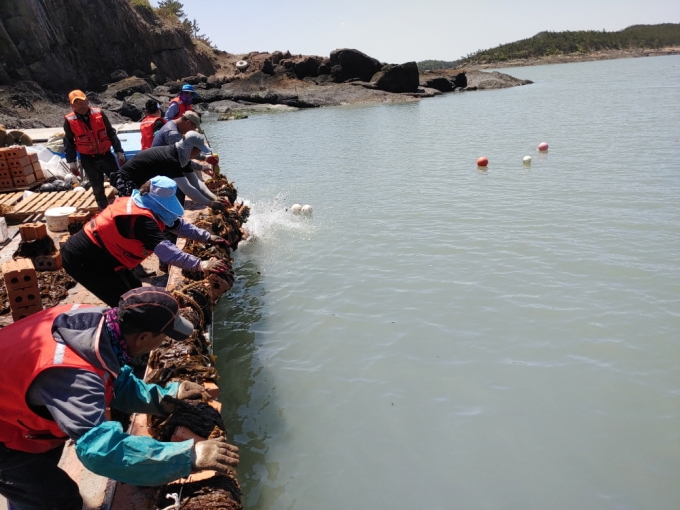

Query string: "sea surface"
[[207, 55, 680, 510]]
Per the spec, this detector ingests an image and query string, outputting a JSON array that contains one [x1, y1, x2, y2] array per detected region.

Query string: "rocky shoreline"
[[464, 46, 680, 70], [0, 48, 532, 130]]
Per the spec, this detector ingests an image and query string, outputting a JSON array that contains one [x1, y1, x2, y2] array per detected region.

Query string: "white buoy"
[[523, 156, 532, 164], [291, 204, 302, 215], [235, 60, 249, 72], [301, 205, 313, 216]]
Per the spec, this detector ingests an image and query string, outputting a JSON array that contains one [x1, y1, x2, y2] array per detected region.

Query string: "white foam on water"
[[236, 193, 316, 255]]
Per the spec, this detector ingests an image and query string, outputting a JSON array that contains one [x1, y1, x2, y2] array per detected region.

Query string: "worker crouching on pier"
[[62, 176, 228, 307], [0, 287, 239, 510]]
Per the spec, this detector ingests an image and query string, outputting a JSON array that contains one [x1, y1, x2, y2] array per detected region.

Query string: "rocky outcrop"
[[0, 0, 215, 93], [452, 72, 468, 89], [328, 49, 383, 82], [421, 76, 453, 92], [371, 62, 420, 93]]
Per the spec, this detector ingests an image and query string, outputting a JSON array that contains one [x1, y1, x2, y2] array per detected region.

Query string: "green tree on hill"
[[459, 23, 680, 65]]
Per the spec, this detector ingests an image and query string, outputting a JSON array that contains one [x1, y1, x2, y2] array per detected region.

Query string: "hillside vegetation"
[[417, 59, 460, 71], [460, 23, 680, 65]]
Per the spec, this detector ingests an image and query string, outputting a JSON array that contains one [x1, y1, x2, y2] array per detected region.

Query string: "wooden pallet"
[[0, 191, 25, 209], [3, 186, 117, 222]]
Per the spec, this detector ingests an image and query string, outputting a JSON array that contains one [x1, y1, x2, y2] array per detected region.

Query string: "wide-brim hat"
[[132, 176, 184, 226], [181, 84, 199, 99]]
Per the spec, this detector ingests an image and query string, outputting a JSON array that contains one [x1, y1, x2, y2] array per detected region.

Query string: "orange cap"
[[68, 90, 87, 104]]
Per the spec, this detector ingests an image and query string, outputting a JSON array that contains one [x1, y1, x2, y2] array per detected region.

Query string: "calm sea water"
[[208, 55, 680, 510]]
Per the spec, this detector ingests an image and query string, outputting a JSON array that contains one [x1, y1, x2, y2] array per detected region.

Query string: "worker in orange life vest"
[[139, 99, 166, 150], [0, 288, 239, 509], [64, 90, 126, 210], [165, 84, 198, 121], [62, 176, 228, 307]]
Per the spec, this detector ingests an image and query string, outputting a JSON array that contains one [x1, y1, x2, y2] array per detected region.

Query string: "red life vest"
[[83, 196, 166, 270], [0, 305, 115, 453], [168, 97, 193, 120], [140, 115, 166, 150], [65, 108, 113, 156]]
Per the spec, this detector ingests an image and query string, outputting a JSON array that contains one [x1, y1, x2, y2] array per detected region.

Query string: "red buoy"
[[477, 157, 489, 167], [538, 142, 549, 151]]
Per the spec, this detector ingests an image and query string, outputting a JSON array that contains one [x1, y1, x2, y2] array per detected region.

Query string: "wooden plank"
[[29, 192, 65, 214], [11, 193, 47, 214], [0, 192, 23, 206], [70, 192, 91, 209]]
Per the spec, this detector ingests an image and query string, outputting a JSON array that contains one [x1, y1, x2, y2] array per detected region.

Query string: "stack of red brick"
[[0, 146, 45, 189], [19, 222, 63, 270], [1, 259, 43, 321]]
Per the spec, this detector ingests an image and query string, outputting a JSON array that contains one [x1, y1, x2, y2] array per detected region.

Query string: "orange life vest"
[[83, 196, 166, 270], [64, 108, 113, 156], [140, 115, 166, 150], [0, 305, 115, 453], [168, 97, 192, 120]]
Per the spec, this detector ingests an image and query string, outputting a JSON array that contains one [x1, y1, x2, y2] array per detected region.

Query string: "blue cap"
[[181, 84, 199, 98], [132, 176, 184, 226]]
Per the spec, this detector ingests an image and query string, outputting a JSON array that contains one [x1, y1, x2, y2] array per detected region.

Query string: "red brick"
[[8, 156, 30, 168], [0, 160, 7, 170], [34, 251, 62, 271], [5, 147, 27, 159], [12, 304, 43, 322], [207, 273, 231, 301], [34, 168, 44, 181], [208, 400, 222, 413], [2, 259, 38, 291], [12, 175, 29, 187], [7, 285, 41, 308], [28, 153, 39, 164], [171, 426, 207, 443], [0, 169, 9, 179], [59, 234, 70, 248], [0, 148, 9, 160], [19, 222, 47, 241], [11, 165, 34, 177], [68, 210, 92, 224], [203, 381, 220, 399], [0, 178, 13, 189]]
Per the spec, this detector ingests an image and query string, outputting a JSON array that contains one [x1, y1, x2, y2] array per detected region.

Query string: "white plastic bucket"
[[45, 206, 76, 232]]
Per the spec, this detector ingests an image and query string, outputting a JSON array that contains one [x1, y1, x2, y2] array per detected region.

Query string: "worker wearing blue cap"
[[165, 84, 198, 121]]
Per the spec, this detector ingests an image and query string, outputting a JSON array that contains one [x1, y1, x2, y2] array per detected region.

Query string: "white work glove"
[[177, 381, 211, 400], [192, 437, 240, 473], [200, 258, 227, 273], [69, 162, 80, 177]]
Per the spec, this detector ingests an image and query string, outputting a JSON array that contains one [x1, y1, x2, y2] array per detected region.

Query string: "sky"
[[151, 1, 680, 63]]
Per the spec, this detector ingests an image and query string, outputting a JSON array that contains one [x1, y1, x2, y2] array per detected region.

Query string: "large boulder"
[[110, 69, 129, 82], [104, 77, 152, 100], [118, 101, 142, 121], [261, 58, 275, 75], [452, 72, 467, 89], [0, 0, 215, 92], [421, 76, 452, 92], [370, 62, 419, 93], [281, 56, 324, 79], [328, 49, 382, 83]]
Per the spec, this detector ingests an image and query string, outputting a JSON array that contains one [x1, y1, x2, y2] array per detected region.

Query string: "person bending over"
[[0, 287, 239, 510], [62, 176, 228, 307], [110, 131, 228, 210]]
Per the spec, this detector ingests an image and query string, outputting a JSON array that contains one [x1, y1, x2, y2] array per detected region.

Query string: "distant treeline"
[[460, 24, 680, 64], [417, 60, 460, 71]]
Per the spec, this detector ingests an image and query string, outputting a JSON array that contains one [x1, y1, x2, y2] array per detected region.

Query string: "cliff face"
[[0, 0, 215, 92]]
